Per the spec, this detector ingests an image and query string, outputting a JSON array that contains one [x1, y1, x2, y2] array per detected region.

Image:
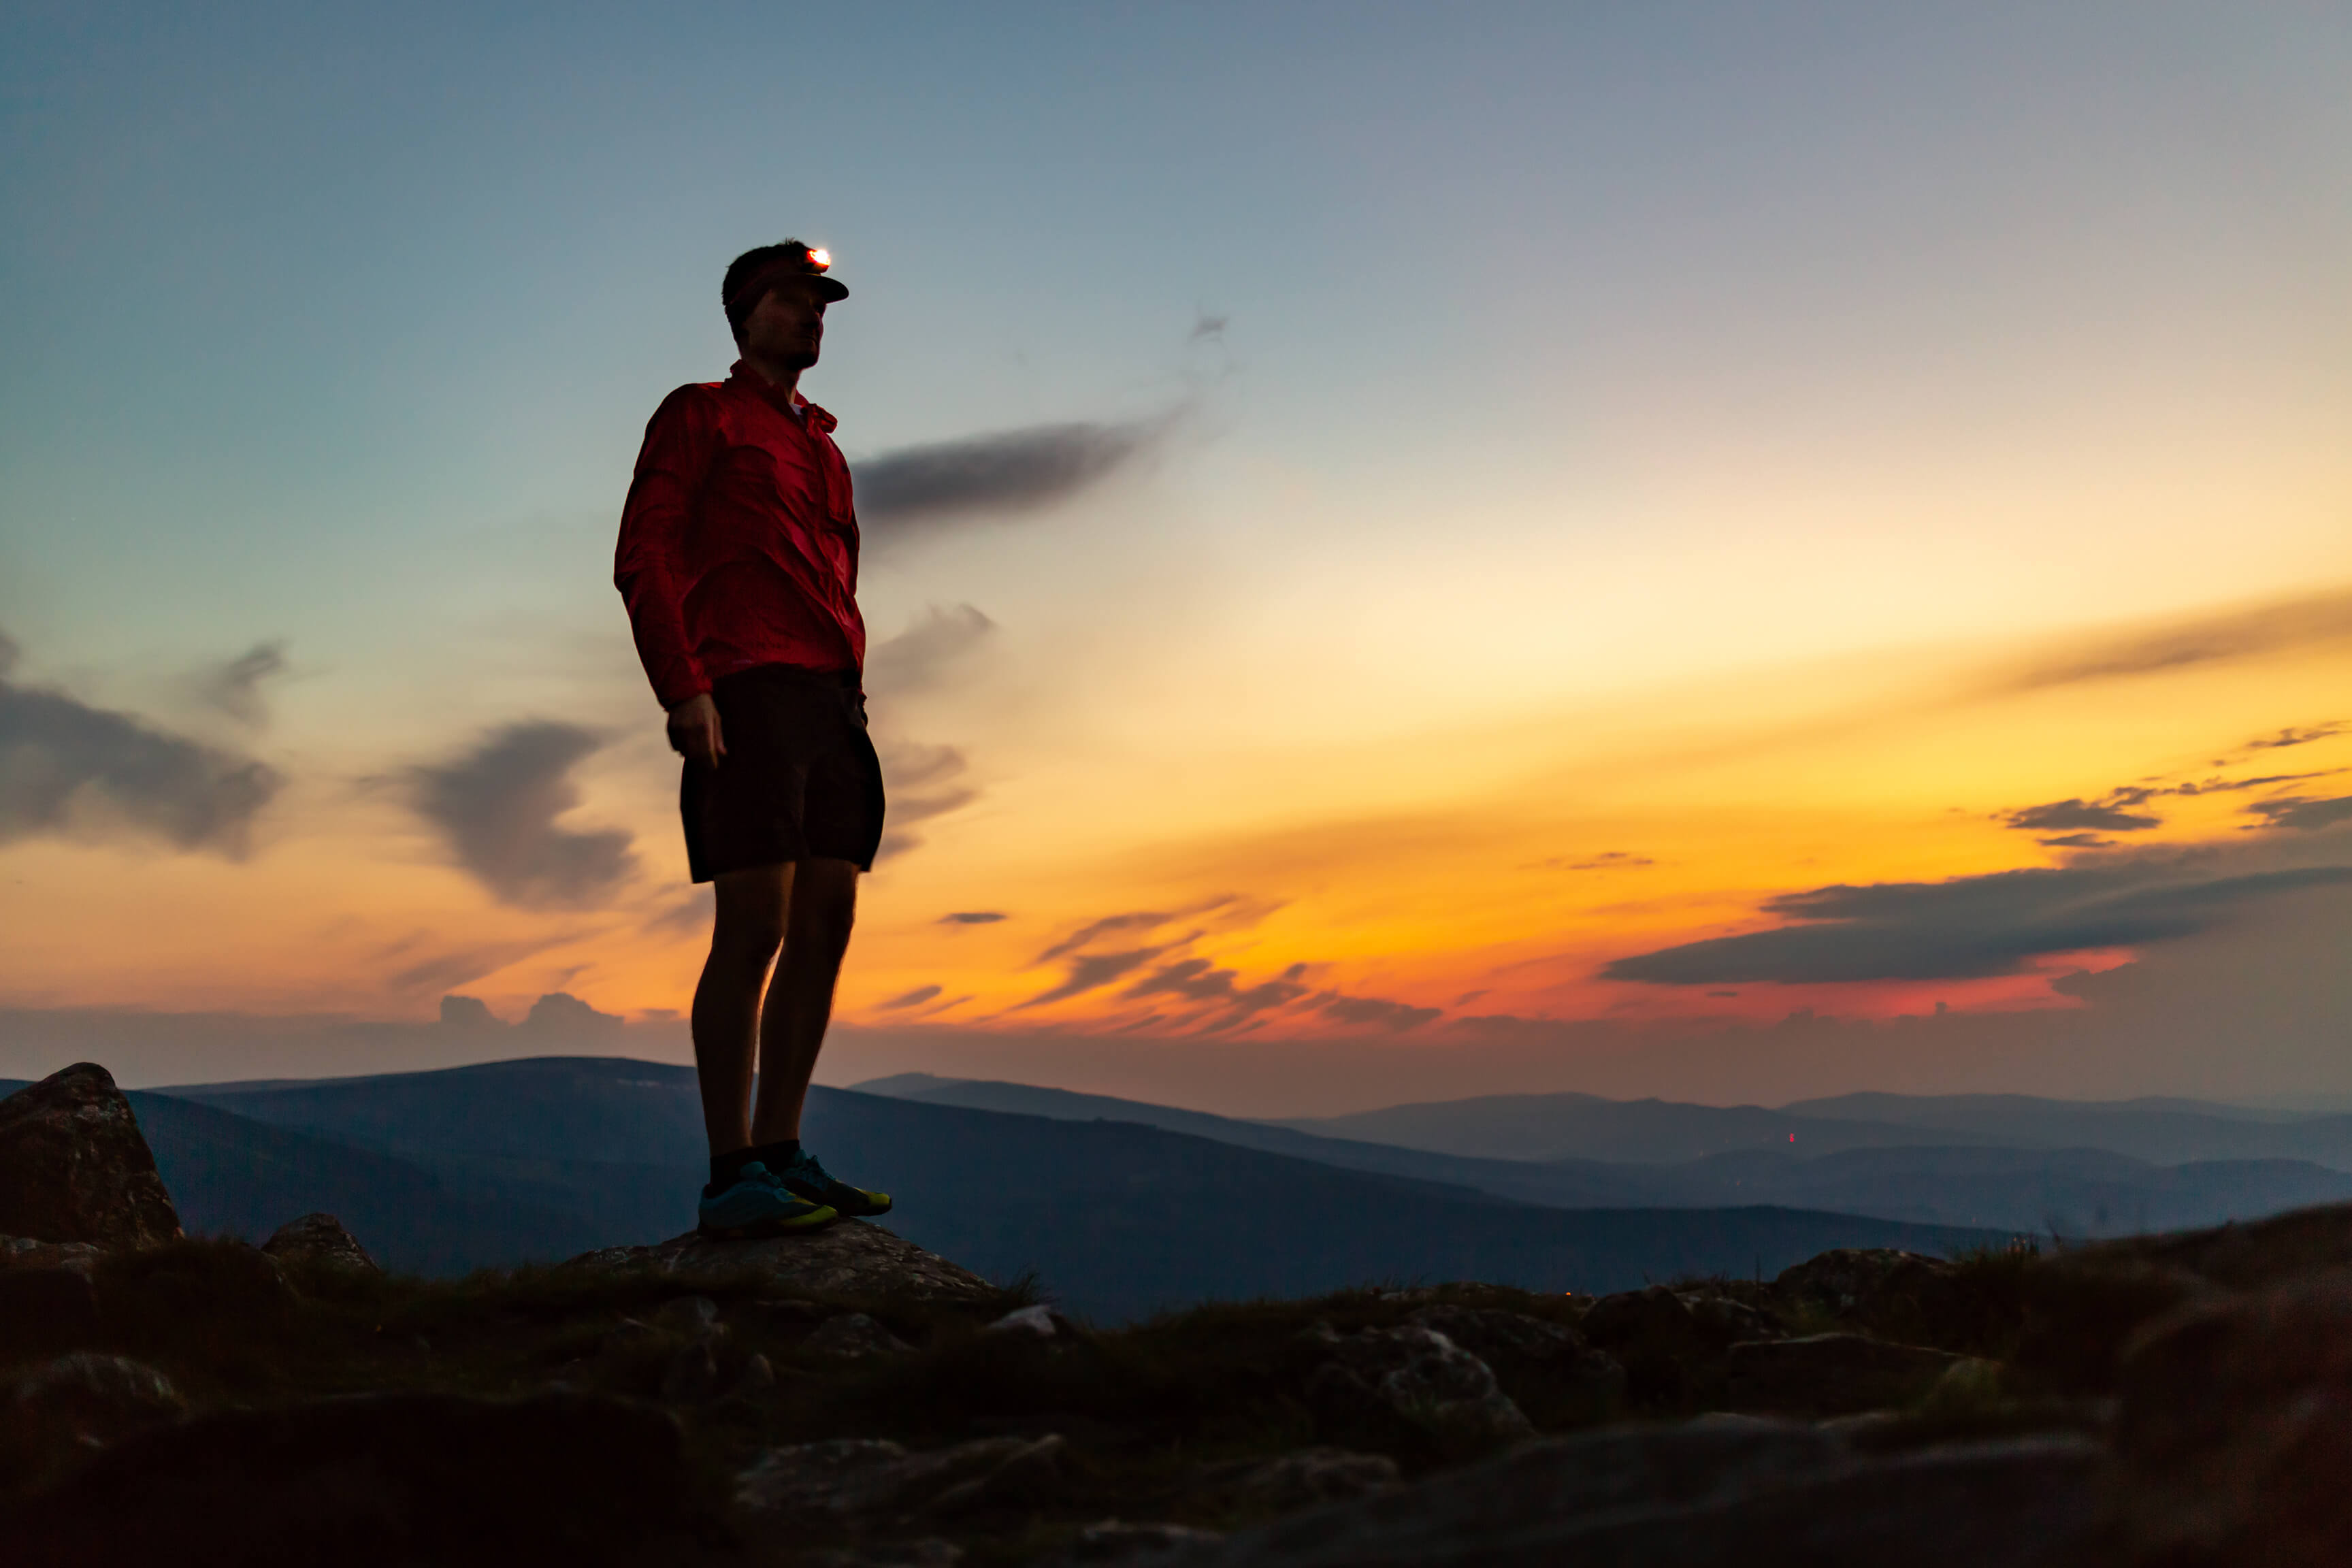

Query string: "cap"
[[727, 244, 849, 312]]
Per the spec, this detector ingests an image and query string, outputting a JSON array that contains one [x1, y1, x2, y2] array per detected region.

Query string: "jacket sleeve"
[[614, 387, 719, 708]]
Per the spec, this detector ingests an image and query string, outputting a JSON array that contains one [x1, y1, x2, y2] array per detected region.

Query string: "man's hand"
[[667, 692, 725, 769]]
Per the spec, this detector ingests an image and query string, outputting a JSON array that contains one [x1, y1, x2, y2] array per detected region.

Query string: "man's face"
[[739, 278, 828, 371]]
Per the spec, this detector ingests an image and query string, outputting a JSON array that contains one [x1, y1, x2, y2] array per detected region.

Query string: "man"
[[615, 240, 892, 1238]]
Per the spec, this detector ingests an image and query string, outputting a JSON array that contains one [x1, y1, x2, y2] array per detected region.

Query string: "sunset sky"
[[4, 4, 2349, 1109]]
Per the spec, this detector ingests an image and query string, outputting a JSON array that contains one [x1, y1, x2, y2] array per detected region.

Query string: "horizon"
[[5, 5, 2349, 1109]]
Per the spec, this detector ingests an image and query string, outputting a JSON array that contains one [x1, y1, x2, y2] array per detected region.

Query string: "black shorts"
[[681, 664, 887, 879]]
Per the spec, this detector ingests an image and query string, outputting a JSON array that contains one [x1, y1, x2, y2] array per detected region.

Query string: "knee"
[[712, 910, 787, 961], [791, 882, 858, 951]]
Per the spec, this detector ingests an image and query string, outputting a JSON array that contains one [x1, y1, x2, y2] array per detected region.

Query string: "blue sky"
[[3, 3, 2349, 1103]]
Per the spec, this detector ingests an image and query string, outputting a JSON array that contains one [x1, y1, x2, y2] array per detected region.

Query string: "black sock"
[[749, 1138, 802, 1169], [709, 1148, 760, 1188]]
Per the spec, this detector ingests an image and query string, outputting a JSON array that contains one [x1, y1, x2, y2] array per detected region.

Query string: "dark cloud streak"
[[854, 416, 1172, 542], [0, 634, 282, 855], [408, 722, 636, 909], [1605, 863, 2352, 985]]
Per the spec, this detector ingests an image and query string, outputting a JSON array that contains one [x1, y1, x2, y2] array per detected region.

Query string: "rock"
[[1576, 1285, 1714, 1405], [1580, 1284, 1698, 1350], [1404, 1305, 1581, 1362], [0, 1064, 181, 1250], [1303, 1324, 1534, 1456], [737, 1353, 777, 1394], [1680, 1292, 1779, 1345], [659, 1339, 719, 1403], [804, 1311, 916, 1361], [983, 1303, 1073, 1338], [1165, 1420, 2105, 1568], [1049, 1520, 1226, 1564], [261, 1213, 378, 1273], [1192, 1448, 1400, 1513], [0, 1354, 183, 1486], [1776, 1248, 1968, 1343], [2100, 1269, 2352, 1563], [0, 1237, 103, 1275], [734, 1433, 1066, 1524], [0, 1267, 99, 1352], [561, 1220, 996, 1304], [0, 1390, 684, 1568], [1722, 1333, 1965, 1416], [654, 1294, 721, 1335]]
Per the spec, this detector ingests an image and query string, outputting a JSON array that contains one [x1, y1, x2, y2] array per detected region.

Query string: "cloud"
[[0, 640, 283, 855], [941, 911, 1007, 925], [1993, 587, 2352, 693], [1037, 911, 1176, 964], [1603, 860, 2352, 985], [1011, 947, 1169, 1010], [855, 416, 1173, 542], [2037, 833, 2117, 850], [1999, 797, 2163, 834], [408, 721, 637, 908], [865, 605, 994, 697], [2240, 723, 2347, 753], [521, 992, 625, 1033], [2247, 796, 2352, 832], [1526, 851, 1657, 871], [1123, 958, 1313, 1022], [193, 641, 288, 727], [879, 985, 943, 1010]]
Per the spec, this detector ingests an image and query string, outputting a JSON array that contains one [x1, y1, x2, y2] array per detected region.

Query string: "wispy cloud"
[[865, 604, 995, 697], [855, 415, 1175, 544], [408, 721, 636, 908], [192, 641, 289, 728], [0, 629, 282, 855], [1604, 860, 2352, 985], [2246, 796, 2352, 832], [1991, 588, 2352, 694], [1999, 794, 2162, 834], [940, 911, 1007, 925]]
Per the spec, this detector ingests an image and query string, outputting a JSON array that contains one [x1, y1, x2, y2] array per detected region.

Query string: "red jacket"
[[614, 362, 865, 708]]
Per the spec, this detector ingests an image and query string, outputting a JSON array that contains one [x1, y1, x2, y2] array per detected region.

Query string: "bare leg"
[[691, 864, 791, 1157], [750, 857, 860, 1144]]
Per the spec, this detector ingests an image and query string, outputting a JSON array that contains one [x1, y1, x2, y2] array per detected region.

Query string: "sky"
[[3, 3, 2349, 1110]]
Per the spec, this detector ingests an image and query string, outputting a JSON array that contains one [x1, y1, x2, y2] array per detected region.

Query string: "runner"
[[615, 240, 894, 1237]]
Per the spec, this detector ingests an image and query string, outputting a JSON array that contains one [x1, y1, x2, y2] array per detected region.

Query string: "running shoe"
[[776, 1147, 893, 1218], [697, 1161, 836, 1238]]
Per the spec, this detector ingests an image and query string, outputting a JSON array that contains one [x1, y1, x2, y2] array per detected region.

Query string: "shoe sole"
[[697, 1205, 839, 1240]]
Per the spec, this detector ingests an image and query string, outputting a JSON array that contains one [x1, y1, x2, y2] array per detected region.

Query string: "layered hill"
[[862, 1075, 2352, 1237], [32, 1058, 2005, 1318]]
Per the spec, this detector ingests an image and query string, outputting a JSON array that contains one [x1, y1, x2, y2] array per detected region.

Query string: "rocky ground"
[[4, 1062, 2351, 1566]]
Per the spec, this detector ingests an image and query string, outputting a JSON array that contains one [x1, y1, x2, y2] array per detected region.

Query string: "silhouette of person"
[[615, 240, 892, 1236]]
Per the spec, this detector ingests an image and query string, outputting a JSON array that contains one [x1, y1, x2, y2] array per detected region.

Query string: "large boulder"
[[0, 1390, 686, 1568], [0, 1354, 183, 1489], [562, 1220, 997, 1305], [0, 1064, 180, 1249], [1163, 1420, 2105, 1568], [1303, 1323, 1534, 1457], [262, 1213, 378, 1274]]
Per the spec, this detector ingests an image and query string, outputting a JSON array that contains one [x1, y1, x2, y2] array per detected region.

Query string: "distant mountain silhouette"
[[88, 1058, 2006, 1318], [858, 1075, 2352, 1238], [1275, 1087, 2352, 1169]]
